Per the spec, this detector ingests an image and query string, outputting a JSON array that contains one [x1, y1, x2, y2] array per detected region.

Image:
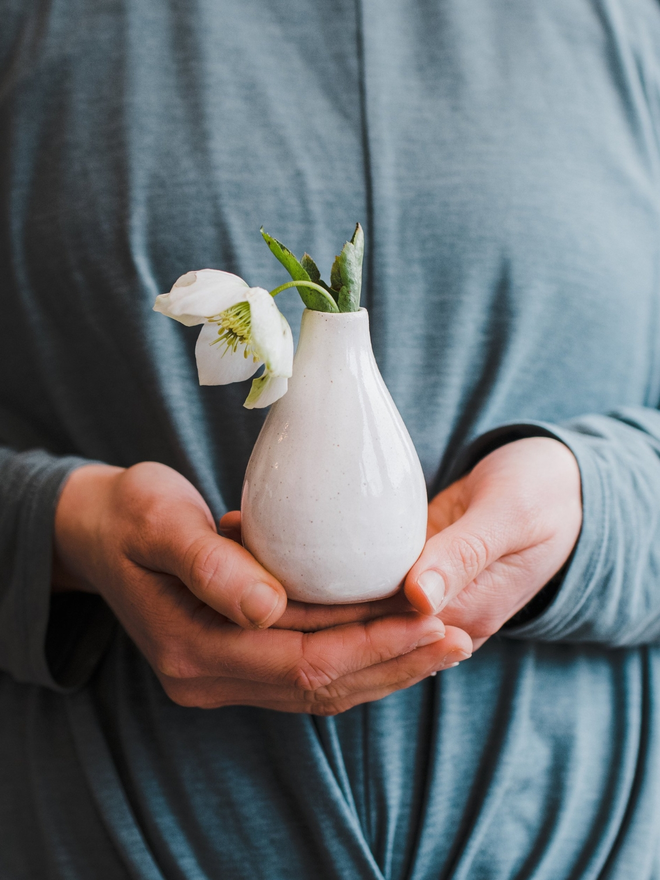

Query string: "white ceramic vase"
[[241, 307, 428, 604]]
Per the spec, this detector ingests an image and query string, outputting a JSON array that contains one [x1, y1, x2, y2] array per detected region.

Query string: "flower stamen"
[[211, 301, 259, 361]]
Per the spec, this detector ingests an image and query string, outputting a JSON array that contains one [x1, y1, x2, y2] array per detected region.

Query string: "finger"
[[307, 623, 472, 703], [274, 591, 414, 631], [218, 510, 242, 544], [404, 503, 514, 614], [182, 612, 446, 687], [132, 502, 288, 629], [219, 510, 241, 531], [161, 625, 472, 712], [426, 478, 468, 538]]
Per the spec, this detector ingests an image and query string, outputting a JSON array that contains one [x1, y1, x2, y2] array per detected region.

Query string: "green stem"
[[269, 280, 339, 312]]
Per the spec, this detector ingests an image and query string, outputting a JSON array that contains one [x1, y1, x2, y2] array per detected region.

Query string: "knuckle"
[[384, 655, 424, 691], [303, 678, 348, 704], [396, 658, 424, 686], [309, 700, 346, 717], [173, 692, 222, 710], [116, 467, 159, 512], [160, 680, 199, 708], [194, 695, 228, 710], [352, 621, 387, 664], [159, 678, 229, 710], [131, 496, 170, 542], [451, 533, 489, 581], [309, 704, 339, 717], [290, 637, 343, 692], [319, 679, 349, 701], [185, 538, 232, 598], [153, 645, 201, 681], [290, 658, 333, 692]]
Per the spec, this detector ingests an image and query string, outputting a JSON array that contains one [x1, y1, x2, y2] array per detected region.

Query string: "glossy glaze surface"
[[241, 308, 428, 603]]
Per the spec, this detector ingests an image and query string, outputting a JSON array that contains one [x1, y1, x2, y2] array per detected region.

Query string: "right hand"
[[53, 462, 473, 714]]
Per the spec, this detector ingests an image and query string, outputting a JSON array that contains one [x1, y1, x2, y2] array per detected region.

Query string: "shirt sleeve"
[[449, 407, 660, 647], [0, 447, 116, 691]]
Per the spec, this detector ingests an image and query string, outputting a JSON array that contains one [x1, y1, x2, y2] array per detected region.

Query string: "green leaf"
[[261, 227, 306, 281], [301, 252, 321, 283], [337, 287, 353, 312], [261, 228, 336, 312], [302, 253, 337, 301], [335, 223, 364, 312], [330, 256, 343, 294]]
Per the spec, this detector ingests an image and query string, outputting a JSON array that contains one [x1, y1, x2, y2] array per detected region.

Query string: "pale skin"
[[53, 437, 581, 714]]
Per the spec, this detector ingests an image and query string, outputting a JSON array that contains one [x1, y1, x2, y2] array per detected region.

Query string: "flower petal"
[[246, 288, 294, 377], [243, 373, 289, 409], [194, 321, 263, 385], [154, 269, 250, 326]]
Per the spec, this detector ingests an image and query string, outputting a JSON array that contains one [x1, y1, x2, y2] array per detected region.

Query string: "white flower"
[[154, 269, 293, 408]]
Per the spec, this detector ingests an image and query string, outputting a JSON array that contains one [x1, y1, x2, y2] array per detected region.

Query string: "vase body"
[[241, 308, 428, 603]]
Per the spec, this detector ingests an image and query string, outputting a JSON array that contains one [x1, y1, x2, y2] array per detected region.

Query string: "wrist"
[[52, 463, 125, 593]]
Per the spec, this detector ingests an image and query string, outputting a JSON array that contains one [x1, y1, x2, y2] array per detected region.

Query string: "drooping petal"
[[243, 373, 289, 409], [247, 288, 294, 377], [154, 269, 250, 326], [194, 321, 263, 385]]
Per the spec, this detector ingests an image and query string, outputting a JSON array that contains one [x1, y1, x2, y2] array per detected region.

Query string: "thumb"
[[148, 505, 288, 629], [405, 508, 510, 615]]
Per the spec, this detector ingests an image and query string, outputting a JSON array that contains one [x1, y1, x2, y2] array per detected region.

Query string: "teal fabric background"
[[1, 1, 660, 877]]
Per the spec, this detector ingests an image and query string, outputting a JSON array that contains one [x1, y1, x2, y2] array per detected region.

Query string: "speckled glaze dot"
[[241, 308, 428, 604]]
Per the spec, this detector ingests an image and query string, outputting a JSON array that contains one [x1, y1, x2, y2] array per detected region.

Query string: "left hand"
[[404, 437, 583, 649]]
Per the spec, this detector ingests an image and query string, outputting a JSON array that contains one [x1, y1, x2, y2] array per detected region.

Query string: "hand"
[[404, 438, 582, 649], [53, 462, 473, 713]]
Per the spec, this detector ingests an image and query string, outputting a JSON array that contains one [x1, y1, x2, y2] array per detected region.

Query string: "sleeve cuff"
[[0, 452, 116, 691]]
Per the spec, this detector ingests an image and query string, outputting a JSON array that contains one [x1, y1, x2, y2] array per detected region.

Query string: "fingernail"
[[417, 569, 446, 612], [240, 582, 281, 627], [416, 629, 446, 648]]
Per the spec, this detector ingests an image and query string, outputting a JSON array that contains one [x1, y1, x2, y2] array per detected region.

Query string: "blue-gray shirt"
[[1, 1, 660, 877]]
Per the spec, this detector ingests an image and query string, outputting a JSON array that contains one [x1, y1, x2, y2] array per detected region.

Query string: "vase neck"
[[296, 308, 373, 367]]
